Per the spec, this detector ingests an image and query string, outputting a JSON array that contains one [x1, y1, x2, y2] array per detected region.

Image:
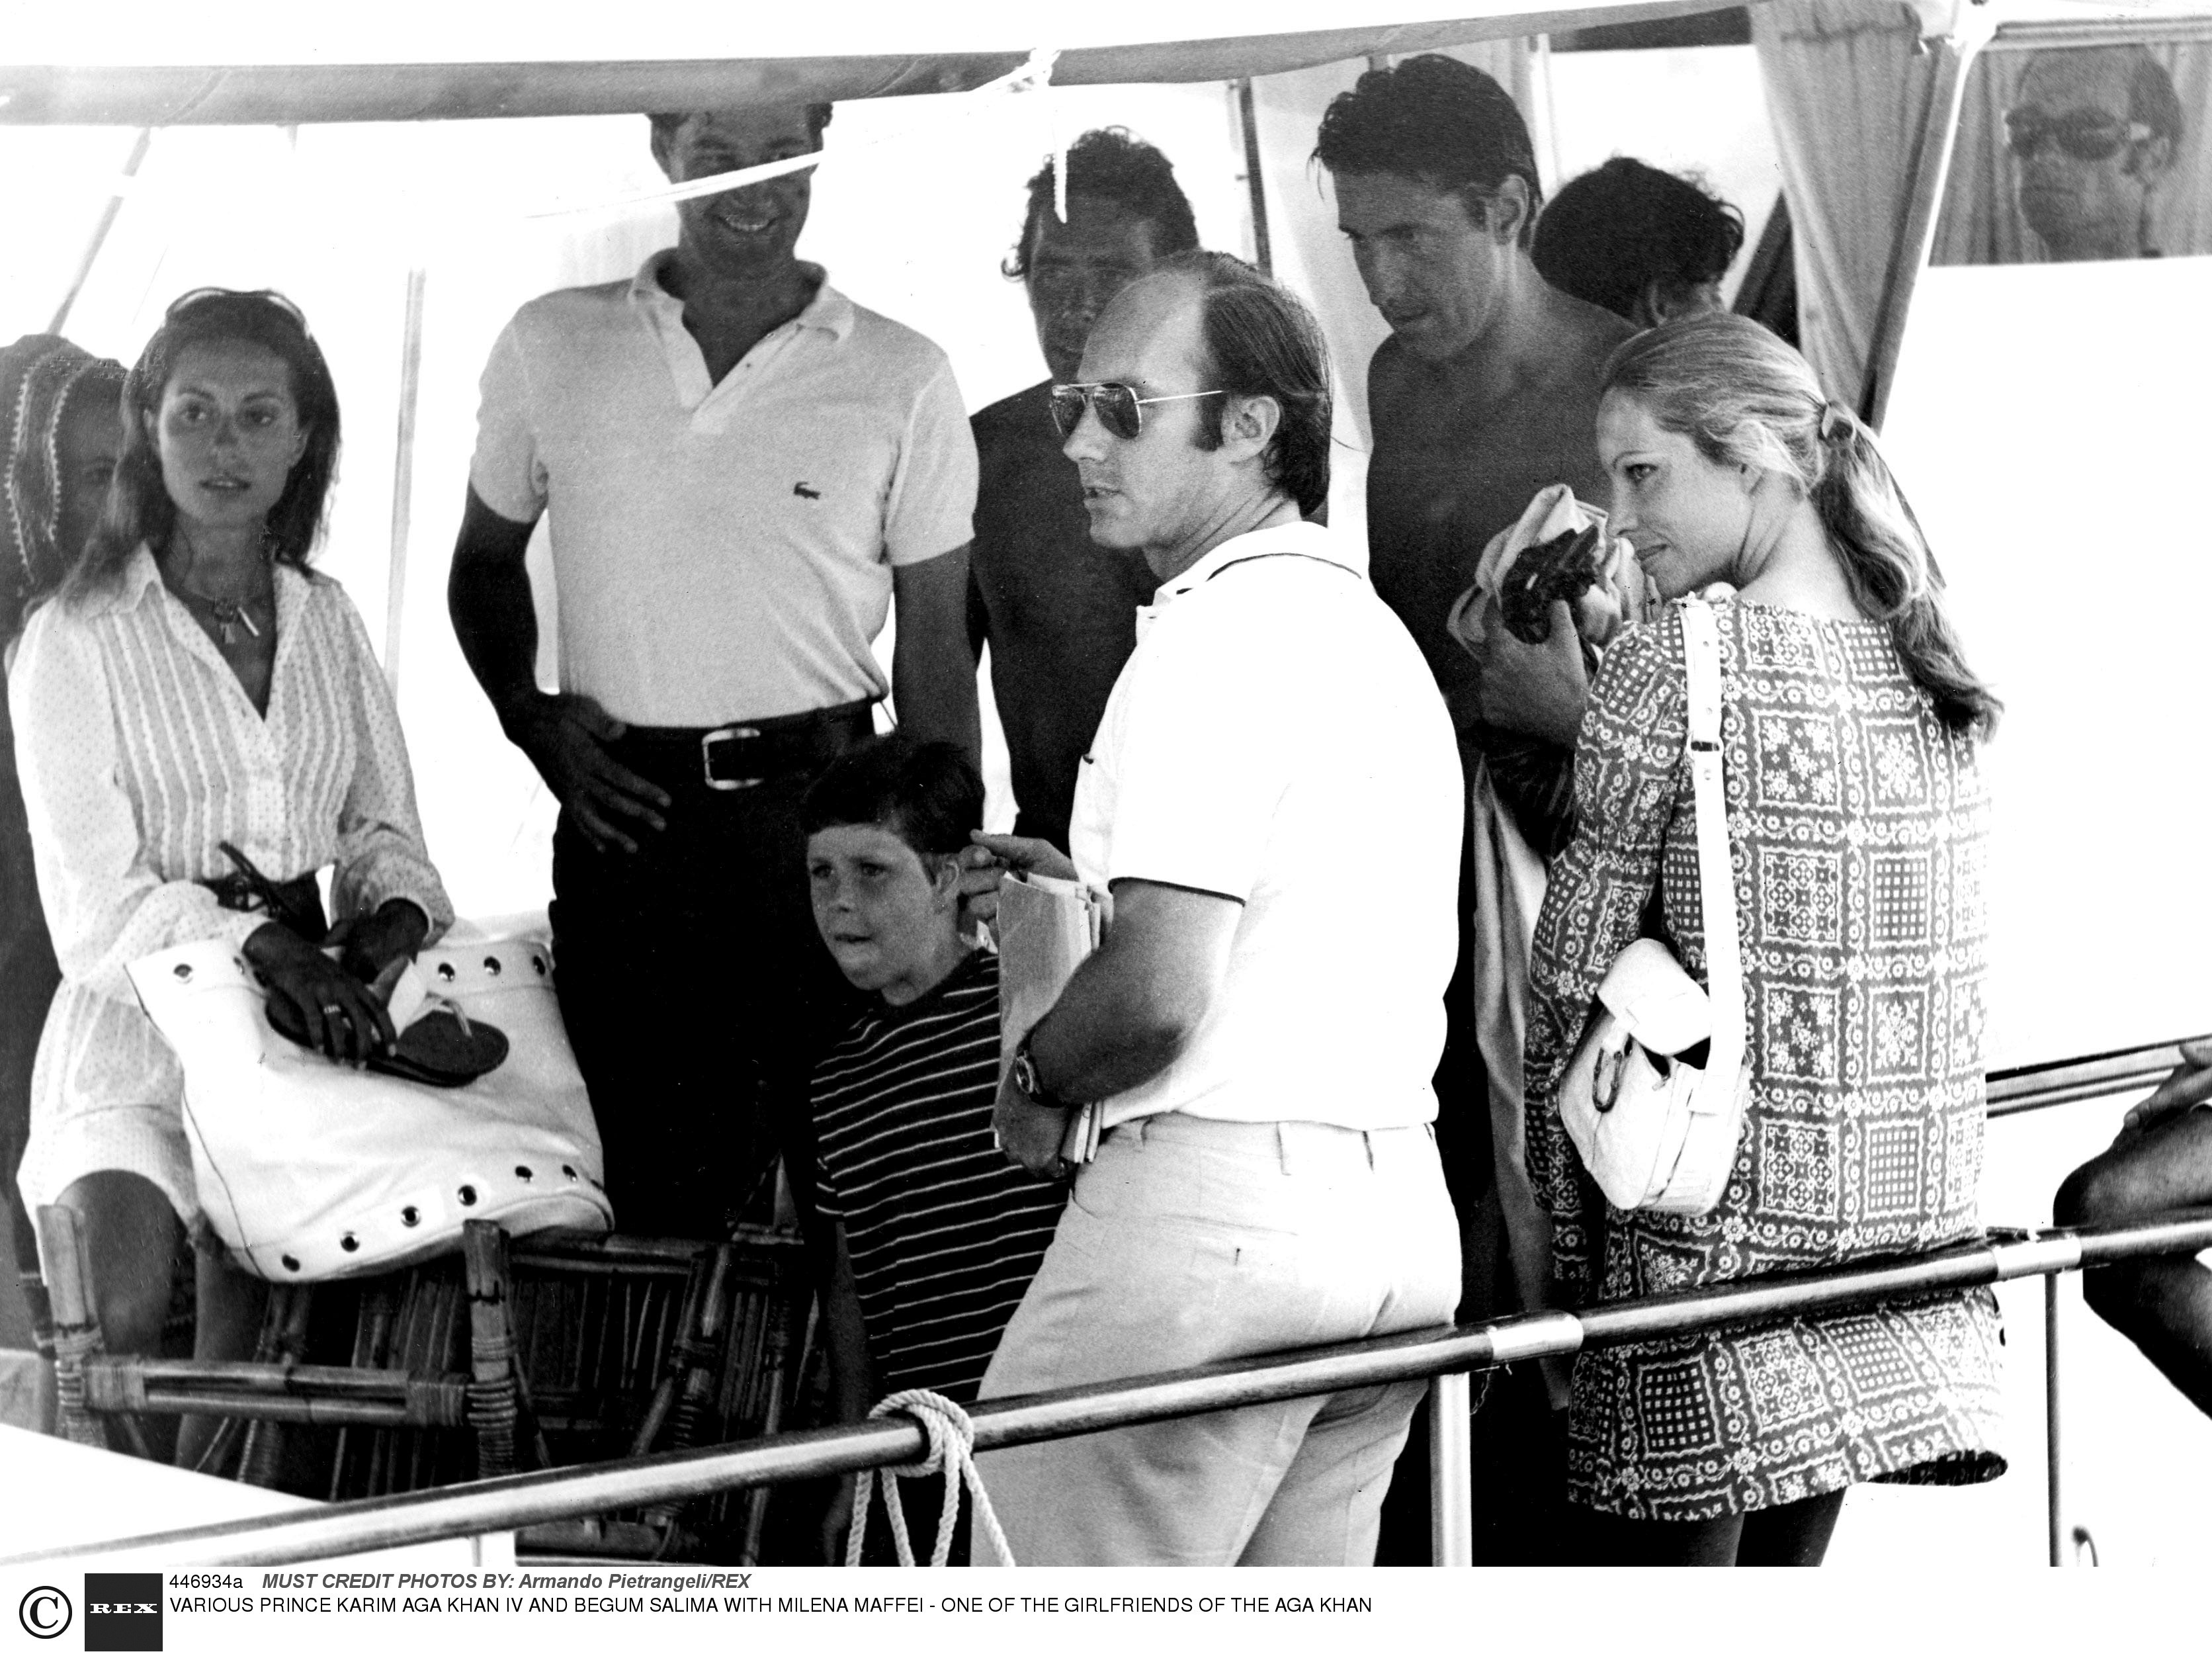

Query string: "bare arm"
[[446, 486, 669, 853], [890, 545, 981, 765], [995, 879, 1242, 1174], [822, 1221, 878, 1422], [447, 486, 544, 721], [818, 1221, 875, 1561]]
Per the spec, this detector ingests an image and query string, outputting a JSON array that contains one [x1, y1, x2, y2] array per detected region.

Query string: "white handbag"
[[1558, 598, 1752, 1215], [127, 928, 613, 1282]]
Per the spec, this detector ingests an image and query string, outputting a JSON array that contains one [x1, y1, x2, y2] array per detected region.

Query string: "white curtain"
[[1751, 0, 1940, 400]]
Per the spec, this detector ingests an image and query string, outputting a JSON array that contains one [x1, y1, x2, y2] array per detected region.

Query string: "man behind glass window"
[[2006, 46, 2180, 261]]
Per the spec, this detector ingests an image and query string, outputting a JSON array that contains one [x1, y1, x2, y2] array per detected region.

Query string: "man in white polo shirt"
[[968, 252, 1464, 1565], [449, 102, 980, 1242]]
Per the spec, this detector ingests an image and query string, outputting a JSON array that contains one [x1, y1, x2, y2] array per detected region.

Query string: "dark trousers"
[[550, 732, 869, 1244]]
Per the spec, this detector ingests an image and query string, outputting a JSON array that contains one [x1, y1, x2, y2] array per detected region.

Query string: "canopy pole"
[[1236, 78, 1271, 276], [1858, 7, 1996, 427], [48, 126, 151, 336], [383, 267, 428, 695]]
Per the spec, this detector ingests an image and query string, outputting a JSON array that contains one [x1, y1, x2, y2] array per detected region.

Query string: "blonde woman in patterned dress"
[[1525, 313, 2007, 1565], [10, 291, 451, 1428]]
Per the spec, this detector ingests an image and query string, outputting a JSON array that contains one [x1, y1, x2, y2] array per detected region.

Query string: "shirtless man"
[[1315, 54, 1635, 1561], [1315, 54, 1633, 752]]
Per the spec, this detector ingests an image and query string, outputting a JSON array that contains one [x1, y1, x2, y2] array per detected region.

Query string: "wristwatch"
[[1009, 1032, 1076, 1110]]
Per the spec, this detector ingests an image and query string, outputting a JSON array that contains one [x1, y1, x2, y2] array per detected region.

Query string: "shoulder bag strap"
[[1679, 599, 1744, 1098]]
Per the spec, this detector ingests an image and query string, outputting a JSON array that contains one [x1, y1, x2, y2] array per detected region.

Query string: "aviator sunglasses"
[[2003, 108, 2154, 162], [1049, 381, 1224, 441]]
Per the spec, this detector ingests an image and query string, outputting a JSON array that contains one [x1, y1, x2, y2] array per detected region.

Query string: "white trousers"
[[972, 1113, 1461, 1566]]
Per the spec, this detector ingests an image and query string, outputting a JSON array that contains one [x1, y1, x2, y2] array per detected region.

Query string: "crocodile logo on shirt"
[[793, 482, 822, 500]]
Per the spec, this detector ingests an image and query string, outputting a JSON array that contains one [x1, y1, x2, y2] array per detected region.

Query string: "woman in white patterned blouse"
[[9, 290, 452, 1417], [1525, 314, 2008, 1564]]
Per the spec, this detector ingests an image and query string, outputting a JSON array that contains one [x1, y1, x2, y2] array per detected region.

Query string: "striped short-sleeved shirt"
[[812, 950, 1064, 1404]]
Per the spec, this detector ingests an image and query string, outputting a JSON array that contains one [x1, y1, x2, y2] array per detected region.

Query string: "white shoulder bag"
[[1558, 598, 1752, 1215]]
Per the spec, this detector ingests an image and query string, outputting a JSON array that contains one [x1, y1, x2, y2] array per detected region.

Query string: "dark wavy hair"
[[1162, 251, 1332, 519], [64, 288, 340, 603], [1603, 314, 2000, 738], [1313, 54, 1543, 247], [1533, 158, 1744, 322], [1001, 127, 1199, 281], [801, 733, 984, 863], [647, 105, 833, 150]]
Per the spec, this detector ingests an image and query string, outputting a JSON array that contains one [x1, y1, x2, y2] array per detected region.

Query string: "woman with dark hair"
[[2, 334, 126, 1284], [1532, 157, 1744, 328], [1525, 313, 2006, 1565], [9, 290, 450, 1411]]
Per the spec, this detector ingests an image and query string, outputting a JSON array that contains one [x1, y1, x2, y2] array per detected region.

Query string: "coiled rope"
[[843, 1388, 1015, 1568]]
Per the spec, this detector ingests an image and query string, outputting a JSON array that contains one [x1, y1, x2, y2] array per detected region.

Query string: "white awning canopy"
[[2, 0, 1751, 123]]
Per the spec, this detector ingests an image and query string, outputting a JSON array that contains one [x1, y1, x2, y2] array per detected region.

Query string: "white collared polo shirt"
[[470, 255, 977, 728], [1068, 519, 1465, 1132]]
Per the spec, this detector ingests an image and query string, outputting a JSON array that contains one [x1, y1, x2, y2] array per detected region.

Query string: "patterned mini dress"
[[1525, 597, 2006, 1521]]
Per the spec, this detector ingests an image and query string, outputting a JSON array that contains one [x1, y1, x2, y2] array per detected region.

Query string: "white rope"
[[841, 1388, 1015, 1569]]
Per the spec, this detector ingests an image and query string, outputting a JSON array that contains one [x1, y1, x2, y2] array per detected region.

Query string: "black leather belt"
[[613, 700, 875, 792]]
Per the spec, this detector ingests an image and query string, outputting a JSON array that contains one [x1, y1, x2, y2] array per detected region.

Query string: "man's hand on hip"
[[505, 691, 671, 855]]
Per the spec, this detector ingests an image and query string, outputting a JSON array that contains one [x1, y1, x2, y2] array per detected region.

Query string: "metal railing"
[[11, 1207, 2209, 1569], [1985, 1035, 2205, 1118], [6, 1039, 2202, 1569]]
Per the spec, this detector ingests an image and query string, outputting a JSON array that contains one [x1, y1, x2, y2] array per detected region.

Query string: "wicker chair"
[[32, 1210, 814, 1562]]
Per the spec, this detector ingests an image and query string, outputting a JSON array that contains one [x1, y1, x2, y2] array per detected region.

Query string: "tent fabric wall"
[[0, 1, 1740, 122], [1750, 0, 1940, 400]]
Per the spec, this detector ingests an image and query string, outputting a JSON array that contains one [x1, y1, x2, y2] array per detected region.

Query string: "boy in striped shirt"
[[802, 735, 1065, 1555]]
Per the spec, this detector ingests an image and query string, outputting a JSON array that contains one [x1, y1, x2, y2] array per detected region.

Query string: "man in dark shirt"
[[968, 128, 1199, 852]]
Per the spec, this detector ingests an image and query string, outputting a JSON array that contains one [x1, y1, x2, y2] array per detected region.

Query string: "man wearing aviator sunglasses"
[[962, 253, 1464, 1565], [1044, 381, 1223, 441], [2005, 45, 2180, 262]]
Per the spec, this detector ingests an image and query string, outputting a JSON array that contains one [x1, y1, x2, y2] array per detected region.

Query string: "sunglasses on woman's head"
[[1048, 381, 1224, 441], [163, 286, 312, 331], [2003, 109, 2154, 162]]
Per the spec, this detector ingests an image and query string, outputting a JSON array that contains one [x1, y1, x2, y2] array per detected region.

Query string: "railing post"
[[2045, 1273, 2063, 1567], [1427, 1372, 1473, 1567]]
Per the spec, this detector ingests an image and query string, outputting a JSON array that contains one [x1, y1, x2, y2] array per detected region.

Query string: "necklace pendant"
[[218, 617, 239, 647]]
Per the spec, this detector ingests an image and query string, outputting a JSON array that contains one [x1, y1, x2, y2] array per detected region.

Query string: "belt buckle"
[[701, 724, 766, 791]]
